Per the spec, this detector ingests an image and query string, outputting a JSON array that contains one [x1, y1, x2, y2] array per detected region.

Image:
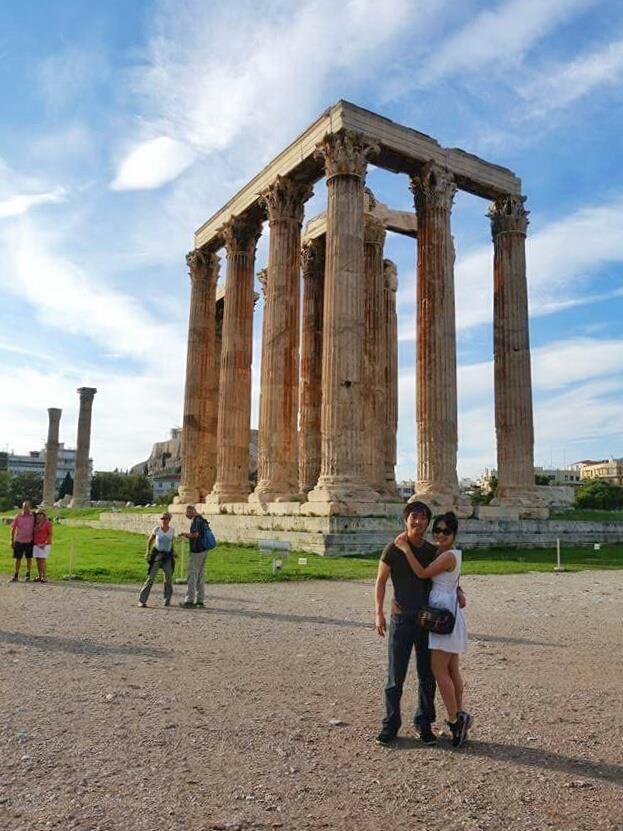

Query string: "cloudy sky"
[[1, 0, 622, 479]]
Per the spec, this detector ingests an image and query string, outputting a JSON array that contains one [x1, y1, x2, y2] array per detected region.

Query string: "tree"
[[58, 472, 74, 499], [156, 487, 179, 505], [535, 473, 554, 486], [90, 471, 153, 505], [0, 470, 12, 511], [9, 473, 43, 507], [575, 479, 623, 510]]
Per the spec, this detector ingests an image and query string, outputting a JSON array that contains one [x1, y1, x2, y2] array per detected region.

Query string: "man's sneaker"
[[194, 602, 205, 608], [375, 730, 396, 747], [179, 601, 194, 608], [138, 601, 147, 608], [415, 724, 437, 745], [164, 600, 171, 607], [24, 573, 31, 582]]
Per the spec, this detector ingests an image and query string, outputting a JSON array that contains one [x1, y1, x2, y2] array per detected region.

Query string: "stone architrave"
[[488, 195, 544, 514], [70, 387, 97, 508], [207, 214, 262, 504], [304, 130, 381, 514], [410, 162, 470, 516], [363, 212, 386, 492], [179, 249, 220, 503], [42, 408, 62, 506], [251, 177, 313, 504], [299, 236, 325, 494], [382, 260, 401, 498]]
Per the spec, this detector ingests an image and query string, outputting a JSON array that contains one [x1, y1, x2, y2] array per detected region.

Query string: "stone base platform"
[[67, 507, 623, 557]]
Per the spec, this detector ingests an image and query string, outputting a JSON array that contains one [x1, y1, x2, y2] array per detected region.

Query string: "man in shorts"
[[374, 500, 465, 746], [10, 501, 35, 582]]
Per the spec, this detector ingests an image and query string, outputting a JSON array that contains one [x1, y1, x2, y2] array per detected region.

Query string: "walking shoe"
[[375, 729, 396, 747], [194, 602, 205, 608], [24, 573, 31, 582], [138, 601, 147, 608], [458, 709, 473, 740], [179, 601, 194, 608], [164, 600, 171, 607], [9, 576, 18, 583], [415, 724, 437, 745], [447, 712, 469, 748]]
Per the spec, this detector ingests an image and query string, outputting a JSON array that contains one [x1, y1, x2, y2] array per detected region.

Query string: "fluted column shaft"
[[411, 162, 461, 502], [252, 177, 313, 503], [70, 387, 96, 507], [382, 260, 400, 497], [179, 250, 220, 503], [299, 237, 325, 494], [363, 214, 386, 491], [306, 130, 380, 510], [208, 215, 262, 503], [489, 195, 538, 501], [42, 408, 62, 506]]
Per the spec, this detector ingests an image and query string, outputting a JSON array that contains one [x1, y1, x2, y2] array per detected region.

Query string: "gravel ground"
[[1, 569, 622, 831]]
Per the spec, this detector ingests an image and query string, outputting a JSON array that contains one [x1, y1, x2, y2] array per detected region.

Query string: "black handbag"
[[416, 574, 460, 635]]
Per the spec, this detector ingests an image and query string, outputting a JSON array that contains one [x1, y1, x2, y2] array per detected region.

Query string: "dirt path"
[[1, 570, 622, 831]]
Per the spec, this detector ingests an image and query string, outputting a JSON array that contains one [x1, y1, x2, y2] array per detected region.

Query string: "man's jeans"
[[382, 613, 436, 735], [139, 553, 173, 605], [184, 550, 207, 604]]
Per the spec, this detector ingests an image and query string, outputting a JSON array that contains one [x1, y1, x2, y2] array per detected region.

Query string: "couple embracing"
[[375, 500, 472, 748]]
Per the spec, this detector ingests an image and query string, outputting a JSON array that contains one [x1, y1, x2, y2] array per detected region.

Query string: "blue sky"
[[1, 0, 622, 479]]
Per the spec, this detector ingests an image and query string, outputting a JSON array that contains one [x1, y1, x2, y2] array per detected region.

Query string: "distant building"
[[0, 444, 91, 492], [534, 466, 582, 487], [576, 458, 623, 486]]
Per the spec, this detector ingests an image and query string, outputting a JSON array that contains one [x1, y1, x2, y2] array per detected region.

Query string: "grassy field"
[[1, 522, 623, 584]]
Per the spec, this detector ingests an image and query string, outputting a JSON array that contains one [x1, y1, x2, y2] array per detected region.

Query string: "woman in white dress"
[[395, 511, 472, 747]]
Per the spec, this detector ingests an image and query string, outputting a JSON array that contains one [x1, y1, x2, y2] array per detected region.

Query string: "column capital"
[[383, 258, 398, 292], [221, 214, 263, 257], [364, 213, 386, 248], [77, 387, 97, 402], [301, 237, 326, 279], [47, 407, 62, 421], [260, 175, 313, 226], [488, 194, 529, 238], [410, 161, 457, 212], [186, 248, 220, 283], [315, 129, 379, 181]]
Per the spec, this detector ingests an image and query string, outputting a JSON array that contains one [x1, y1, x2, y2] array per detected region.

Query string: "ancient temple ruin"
[[172, 101, 545, 553]]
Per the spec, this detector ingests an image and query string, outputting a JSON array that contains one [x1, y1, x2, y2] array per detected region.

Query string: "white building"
[[0, 444, 92, 491]]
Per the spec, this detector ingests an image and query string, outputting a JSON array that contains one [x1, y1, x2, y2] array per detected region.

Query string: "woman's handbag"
[[416, 572, 461, 635]]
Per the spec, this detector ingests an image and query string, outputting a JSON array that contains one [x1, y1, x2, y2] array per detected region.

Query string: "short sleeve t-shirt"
[[33, 519, 52, 546], [153, 526, 175, 552], [380, 539, 437, 615], [12, 513, 35, 544]]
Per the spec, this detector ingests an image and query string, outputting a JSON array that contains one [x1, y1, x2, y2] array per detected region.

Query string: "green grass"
[[550, 509, 623, 522], [1, 523, 623, 583]]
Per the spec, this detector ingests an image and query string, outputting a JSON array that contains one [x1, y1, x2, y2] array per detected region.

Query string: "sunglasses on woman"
[[433, 526, 451, 536]]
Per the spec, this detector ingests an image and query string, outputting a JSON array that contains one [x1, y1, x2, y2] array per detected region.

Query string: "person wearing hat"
[[138, 512, 176, 608]]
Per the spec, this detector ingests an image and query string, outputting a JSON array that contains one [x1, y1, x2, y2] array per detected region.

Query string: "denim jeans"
[[382, 613, 436, 734], [139, 552, 174, 605]]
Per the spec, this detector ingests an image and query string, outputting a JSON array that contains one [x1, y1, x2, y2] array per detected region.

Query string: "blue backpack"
[[199, 518, 217, 551]]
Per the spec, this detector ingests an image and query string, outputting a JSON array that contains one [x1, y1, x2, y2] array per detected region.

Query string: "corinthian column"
[[304, 130, 380, 514], [42, 408, 62, 506], [363, 213, 386, 492], [70, 387, 96, 507], [488, 195, 543, 514], [299, 237, 325, 494], [207, 214, 262, 504], [251, 176, 313, 504], [382, 260, 400, 498], [179, 249, 220, 503], [410, 162, 470, 516]]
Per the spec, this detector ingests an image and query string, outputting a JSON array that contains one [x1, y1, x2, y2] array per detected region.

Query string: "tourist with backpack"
[[179, 505, 216, 608]]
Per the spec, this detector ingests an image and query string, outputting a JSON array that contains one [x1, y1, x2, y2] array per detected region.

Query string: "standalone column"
[[488, 195, 544, 514], [299, 237, 325, 494], [382, 260, 400, 498], [178, 249, 220, 503], [42, 408, 62, 506], [251, 177, 312, 503], [304, 130, 380, 514], [207, 214, 262, 504], [363, 213, 386, 492], [70, 387, 96, 508], [410, 162, 470, 516]]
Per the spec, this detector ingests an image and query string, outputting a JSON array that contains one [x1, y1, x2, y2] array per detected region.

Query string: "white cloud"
[[111, 136, 196, 191], [423, 0, 595, 81], [0, 186, 68, 219], [519, 36, 623, 117]]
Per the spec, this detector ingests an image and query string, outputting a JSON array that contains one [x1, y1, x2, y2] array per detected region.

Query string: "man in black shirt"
[[375, 500, 458, 746]]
